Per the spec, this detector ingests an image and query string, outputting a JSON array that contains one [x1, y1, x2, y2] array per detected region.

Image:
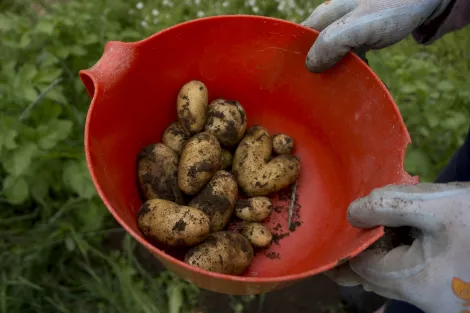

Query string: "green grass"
[[1, 0, 469, 312]]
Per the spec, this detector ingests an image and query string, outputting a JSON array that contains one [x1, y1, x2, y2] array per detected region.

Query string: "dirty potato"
[[242, 223, 272, 249], [204, 99, 247, 147], [220, 149, 233, 170], [137, 199, 210, 246], [177, 80, 209, 134], [235, 197, 272, 222], [178, 132, 222, 195], [162, 122, 191, 155], [189, 171, 238, 232], [233, 126, 300, 196], [136, 143, 184, 204], [272, 134, 294, 155], [184, 231, 253, 275]]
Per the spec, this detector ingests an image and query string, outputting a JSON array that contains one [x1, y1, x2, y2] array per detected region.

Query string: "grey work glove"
[[301, 0, 452, 72], [326, 183, 470, 313]]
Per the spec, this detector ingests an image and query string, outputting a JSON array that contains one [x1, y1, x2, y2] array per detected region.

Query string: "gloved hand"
[[326, 182, 470, 313], [301, 0, 452, 72]]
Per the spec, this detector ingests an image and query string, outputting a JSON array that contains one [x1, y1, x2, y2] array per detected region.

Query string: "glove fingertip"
[[305, 54, 330, 73], [346, 198, 377, 228], [305, 44, 338, 73]]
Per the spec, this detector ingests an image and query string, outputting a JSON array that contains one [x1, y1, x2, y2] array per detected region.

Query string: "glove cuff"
[[412, 0, 470, 45]]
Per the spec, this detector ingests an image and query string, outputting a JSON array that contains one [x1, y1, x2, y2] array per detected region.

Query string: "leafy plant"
[[1, 0, 469, 312], [368, 30, 470, 181], [0, 1, 200, 312]]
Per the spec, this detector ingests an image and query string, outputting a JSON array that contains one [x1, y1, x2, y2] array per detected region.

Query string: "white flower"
[[163, 0, 173, 7], [222, 1, 229, 7], [296, 9, 305, 16], [140, 20, 148, 28], [136, 2, 144, 9], [152, 9, 159, 16], [195, 0, 201, 5], [197, 10, 205, 17], [252, 6, 259, 13], [153, 18, 159, 24], [248, 0, 256, 6]]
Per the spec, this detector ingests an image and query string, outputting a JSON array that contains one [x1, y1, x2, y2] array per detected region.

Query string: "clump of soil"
[[269, 187, 303, 247], [265, 251, 280, 259]]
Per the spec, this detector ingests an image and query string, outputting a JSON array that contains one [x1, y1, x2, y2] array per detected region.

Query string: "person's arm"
[[301, 0, 470, 73], [412, 0, 470, 44]]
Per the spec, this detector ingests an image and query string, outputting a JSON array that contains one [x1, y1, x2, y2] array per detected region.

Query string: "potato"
[[177, 80, 208, 134], [178, 132, 222, 195], [189, 171, 238, 232], [162, 122, 190, 155], [233, 126, 300, 196], [242, 223, 272, 249], [220, 149, 233, 170], [136, 143, 184, 204], [184, 231, 253, 275], [272, 134, 294, 155], [204, 99, 247, 147], [137, 199, 210, 246], [235, 197, 272, 222]]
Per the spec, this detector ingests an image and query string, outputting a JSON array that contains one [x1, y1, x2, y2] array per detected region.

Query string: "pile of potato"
[[136, 80, 300, 276]]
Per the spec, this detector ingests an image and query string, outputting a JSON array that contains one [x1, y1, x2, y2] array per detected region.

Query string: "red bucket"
[[80, 15, 418, 295]]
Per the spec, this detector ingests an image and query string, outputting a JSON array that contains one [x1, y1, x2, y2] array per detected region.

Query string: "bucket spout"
[[79, 41, 137, 99]]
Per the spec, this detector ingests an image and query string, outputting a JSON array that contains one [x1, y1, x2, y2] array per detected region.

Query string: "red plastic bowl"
[[80, 15, 417, 295]]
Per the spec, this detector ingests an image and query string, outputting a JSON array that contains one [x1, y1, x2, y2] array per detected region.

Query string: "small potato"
[[178, 132, 222, 195], [233, 126, 300, 196], [235, 197, 272, 222], [220, 149, 233, 170], [177, 80, 208, 134], [184, 231, 253, 275], [162, 122, 191, 155], [272, 134, 294, 155], [137, 199, 210, 246], [242, 223, 272, 249], [189, 171, 238, 232], [137, 143, 184, 204], [204, 99, 247, 147]]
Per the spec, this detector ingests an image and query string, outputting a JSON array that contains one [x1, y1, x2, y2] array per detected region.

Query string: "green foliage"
[[0, 0, 203, 312], [369, 30, 470, 181], [1, 0, 469, 312]]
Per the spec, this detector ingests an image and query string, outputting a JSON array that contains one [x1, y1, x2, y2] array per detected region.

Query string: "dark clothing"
[[435, 128, 470, 183], [384, 300, 425, 313], [412, 0, 470, 44]]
